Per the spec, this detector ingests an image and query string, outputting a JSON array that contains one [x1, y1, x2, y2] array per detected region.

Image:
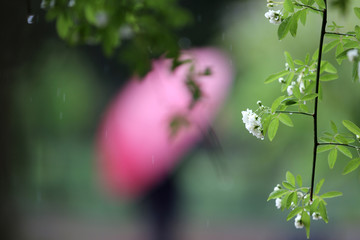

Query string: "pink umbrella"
[[97, 48, 233, 199]]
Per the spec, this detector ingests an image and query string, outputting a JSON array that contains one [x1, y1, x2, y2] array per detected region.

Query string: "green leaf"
[[314, 0, 325, 9], [299, 9, 307, 26], [284, 0, 295, 12], [315, 178, 325, 194], [323, 40, 339, 53], [320, 74, 338, 81], [284, 51, 295, 71], [287, 207, 303, 221], [323, 62, 337, 73], [286, 192, 296, 208], [318, 201, 328, 223], [342, 158, 360, 175], [289, 12, 299, 37], [330, 121, 337, 133], [337, 145, 352, 158], [328, 148, 338, 169], [283, 181, 296, 190], [279, 114, 294, 127], [302, 210, 311, 239], [286, 171, 296, 186], [296, 175, 303, 187], [355, 8, 360, 20], [271, 96, 286, 113], [355, 25, 360, 41], [343, 120, 360, 136], [56, 15, 71, 39], [302, 93, 317, 101], [335, 44, 344, 65], [267, 189, 288, 201], [353, 60, 359, 82], [343, 40, 360, 48], [265, 70, 289, 84], [268, 118, 280, 141], [317, 145, 335, 153], [278, 17, 291, 40], [321, 191, 343, 198]]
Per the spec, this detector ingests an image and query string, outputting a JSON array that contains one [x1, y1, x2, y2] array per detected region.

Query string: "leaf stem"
[[294, 3, 323, 13], [318, 142, 360, 150], [325, 31, 356, 37], [310, 0, 327, 202], [275, 110, 313, 116]]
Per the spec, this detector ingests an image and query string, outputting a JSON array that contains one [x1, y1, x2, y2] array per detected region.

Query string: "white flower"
[[264, 10, 282, 25], [241, 109, 264, 140], [294, 214, 304, 229], [275, 198, 282, 209], [287, 85, 294, 96], [95, 11, 109, 28], [299, 80, 305, 93], [356, 135, 360, 139], [347, 49, 359, 62], [274, 184, 281, 191], [278, 77, 285, 83], [312, 212, 322, 220], [267, 3, 274, 7], [27, 15, 34, 24], [297, 191, 304, 199]]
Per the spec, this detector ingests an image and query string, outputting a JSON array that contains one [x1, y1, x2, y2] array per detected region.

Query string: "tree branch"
[[310, 0, 327, 202], [275, 111, 313, 117]]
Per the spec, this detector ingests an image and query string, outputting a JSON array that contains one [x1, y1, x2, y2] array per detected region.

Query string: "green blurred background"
[[1, 0, 360, 239]]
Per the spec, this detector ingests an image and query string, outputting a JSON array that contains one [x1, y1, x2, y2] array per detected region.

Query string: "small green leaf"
[[343, 120, 360, 136], [289, 12, 300, 37], [278, 17, 291, 40], [328, 148, 338, 169], [268, 118, 280, 141], [283, 181, 296, 190], [287, 207, 303, 221], [355, 25, 360, 41], [286, 171, 296, 186], [302, 210, 311, 239], [302, 93, 317, 101], [317, 145, 335, 153], [330, 121, 337, 133], [337, 145, 352, 158], [279, 114, 294, 127], [342, 158, 360, 175], [286, 192, 296, 208], [320, 74, 338, 81], [271, 95, 286, 113], [296, 175, 302, 187], [323, 40, 340, 53], [265, 70, 289, 84], [284, 0, 295, 12], [355, 8, 360, 20], [284, 51, 295, 71], [318, 201, 328, 223], [314, 0, 325, 9], [323, 62, 337, 73], [315, 178, 324, 194], [321, 191, 343, 198], [299, 9, 307, 26], [267, 189, 288, 201]]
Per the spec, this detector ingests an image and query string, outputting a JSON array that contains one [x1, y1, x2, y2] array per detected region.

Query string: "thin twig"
[[275, 111, 313, 117], [325, 31, 356, 37], [318, 142, 360, 150], [310, 0, 327, 202], [295, 3, 324, 13]]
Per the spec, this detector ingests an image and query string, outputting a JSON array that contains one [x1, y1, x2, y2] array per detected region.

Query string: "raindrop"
[[152, 155, 155, 166], [59, 112, 63, 120], [63, 93, 66, 102], [197, 15, 202, 22], [290, 113, 293, 115], [105, 128, 108, 138], [57, 88, 61, 96], [30, 97, 33, 102], [229, 44, 232, 51], [27, 15, 35, 24], [206, 219, 210, 228], [148, 46, 153, 54], [178, 37, 191, 49], [68, 0, 76, 7], [222, 33, 225, 41]]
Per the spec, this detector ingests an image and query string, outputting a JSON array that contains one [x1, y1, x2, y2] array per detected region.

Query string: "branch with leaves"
[[243, 0, 360, 238]]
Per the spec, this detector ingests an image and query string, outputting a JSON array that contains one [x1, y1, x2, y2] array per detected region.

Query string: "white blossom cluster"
[[241, 108, 264, 140], [264, 10, 282, 24], [294, 214, 304, 229], [347, 49, 360, 81]]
